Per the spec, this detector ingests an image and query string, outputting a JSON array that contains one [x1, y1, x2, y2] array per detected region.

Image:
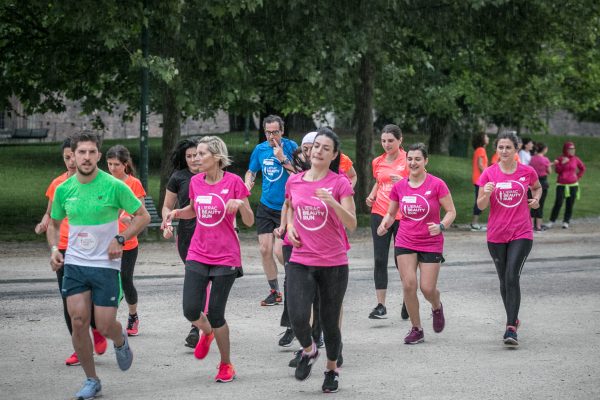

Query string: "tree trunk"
[[426, 115, 452, 155], [158, 85, 181, 211], [354, 54, 375, 214]]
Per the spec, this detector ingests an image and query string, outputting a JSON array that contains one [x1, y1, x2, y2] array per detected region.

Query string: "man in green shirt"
[[48, 132, 150, 400]]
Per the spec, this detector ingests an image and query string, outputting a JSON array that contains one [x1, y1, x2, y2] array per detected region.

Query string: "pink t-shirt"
[[286, 170, 354, 267], [529, 155, 551, 178], [390, 174, 450, 253], [478, 163, 539, 243], [187, 172, 250, 267]]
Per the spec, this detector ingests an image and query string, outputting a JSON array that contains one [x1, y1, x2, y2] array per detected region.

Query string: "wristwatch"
[[281, 158, 290, 165], [115, 235, 126, 246], [439, 223, 446, 232]]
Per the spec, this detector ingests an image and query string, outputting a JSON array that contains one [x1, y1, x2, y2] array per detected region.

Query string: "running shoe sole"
[[404, 338, 424, 345], [66, 361, 81, 366], [504, 337, 519, 346], [75, 390, 102, 399], [279, 340, 294, 347], [260, 301, 280, 306], [215, 375, 236, 383], [323, 387, 339, 393], [368, 314, 387, 319]]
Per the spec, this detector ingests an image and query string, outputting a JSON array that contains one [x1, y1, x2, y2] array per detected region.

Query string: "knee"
[[70, 315, 90, 331], [183, 301, 202, 322], [420, 283, 437, 299], [206, 311, 226, 329], [258, 242, 271, 257], [402, 278, 418, 294]]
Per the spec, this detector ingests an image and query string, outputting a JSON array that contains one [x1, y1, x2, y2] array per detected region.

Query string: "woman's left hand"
[[528, 198, 540, 209], [427, 222, 442, 236], [315, 188, 336, 206], [225, 199, 244, 214]]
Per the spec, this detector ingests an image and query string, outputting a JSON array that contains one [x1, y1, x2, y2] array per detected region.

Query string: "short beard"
[[77, 165, 97, 176]]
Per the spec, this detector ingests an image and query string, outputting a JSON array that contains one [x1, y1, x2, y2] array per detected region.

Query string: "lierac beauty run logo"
[[401, 195, 430, 221], [195, 194, 226, 227], [495, 181, 525, 208], [263, 157, 283, 182], [295, 188, 333, 231]]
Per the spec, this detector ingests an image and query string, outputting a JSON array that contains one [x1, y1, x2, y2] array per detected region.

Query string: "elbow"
[[243, 215, 254, 227], [346, 217, 358, 232]]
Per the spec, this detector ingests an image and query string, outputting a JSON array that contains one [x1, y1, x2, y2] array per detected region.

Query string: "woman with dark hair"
[[547, 141, 586, 229], [529, 142, 552, 231], [160, 138, 201, 347], [365, 124, 409, 320], [518, 138, 534, 165], [166, 136, 254, 383], [285, 127, 356, 393], [470, 132, 489, 231], [107, 145, 146, 336], [477, 132, 542, 346], [377, 143, 456, 345]]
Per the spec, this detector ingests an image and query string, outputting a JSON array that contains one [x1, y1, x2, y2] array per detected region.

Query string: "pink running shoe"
[[404, 327, 424, 344], [65, 352, 80, 366], [215, 362, 236, 382], [194, 331, 214, 359], [92, 329, 107, 355], [126, 314, 140, 336], [432, 303, 445, 333]]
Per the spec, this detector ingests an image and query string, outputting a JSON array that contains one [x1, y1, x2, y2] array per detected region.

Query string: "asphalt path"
[[1, 221, 599, 399]]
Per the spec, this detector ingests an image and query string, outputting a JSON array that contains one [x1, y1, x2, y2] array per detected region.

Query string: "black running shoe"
[[322, 370, 339, 393], [315, 333, 325, 348], [295, 349, 319, 381], [278, 328, 295, 347], [401, 302, 409, 320], [261, 289, 282, 306], [503, 326, 518, 346], [185, 325, 199, 348], [336, 342, 343, 368], [289, 349, 302, 368], [368, 303, 387, 319]]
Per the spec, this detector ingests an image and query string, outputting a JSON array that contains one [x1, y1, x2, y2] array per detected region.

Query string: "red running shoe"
[[65, 352, 80, 366], [92, 329, 107, 355], [194, 331, 214, 359], [126, 314, 140, 336], [215, 362, 236, 382]]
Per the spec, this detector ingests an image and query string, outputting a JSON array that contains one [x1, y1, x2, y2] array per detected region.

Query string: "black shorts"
[[256, 202, 281, 235], [394, 247, 445, 264]]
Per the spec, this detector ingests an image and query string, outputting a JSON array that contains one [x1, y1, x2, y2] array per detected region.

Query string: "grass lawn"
[[0, 131, 597, 241]]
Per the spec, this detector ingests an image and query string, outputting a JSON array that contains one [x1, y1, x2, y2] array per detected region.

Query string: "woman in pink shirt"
[[548, 141, 586, 229], [166, 136, 254, 383], [366, 124, 409, 320], [285, 127, 356, 393], [529, 142, 552, 231], [477, 132, 542, 346], [377, 143, 456, 345]]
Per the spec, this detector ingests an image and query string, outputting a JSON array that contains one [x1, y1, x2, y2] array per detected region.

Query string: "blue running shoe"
[[75, 377, 101, 399], [503, 326, 519, 346], [114, 330, 133, 371]]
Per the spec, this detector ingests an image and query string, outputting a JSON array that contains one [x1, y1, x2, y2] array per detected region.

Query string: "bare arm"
[[427, 194, 457, 236], [376, 200, 399, 236], [477, 156, 485, 173], [528, 179, 543, 209], [35, 199, 53, 234], [47, 218, 64, 271], [346, 166, 358, 188], [477, 183, 494, 210], [366, 182, 378, 207], [161, 190, 178, 229], [244, 170, 256, 191]]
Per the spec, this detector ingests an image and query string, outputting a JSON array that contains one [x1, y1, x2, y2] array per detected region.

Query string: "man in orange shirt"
[[35, 138, 107, 366], [471, 133, 489, 231]]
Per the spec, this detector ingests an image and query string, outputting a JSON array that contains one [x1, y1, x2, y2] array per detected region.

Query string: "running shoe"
[[562, 222, 569, 229], [185, 325, 200, 348], [295, 348, 319, 381], [74, 377, 101, 399], [261, 289, 282, 306], [114, 330, 134, 371], [404, 327, 424, 344], [322, 370, 339, 393], [544, 221, 554, 229], [503, 326, 518, 346], [432, 303, 445, 333], [194, 331, 214, 359], [289, 349, 302, 368], [126, 314, 139, 336], [470, 224, 487, 232], [401, 302, 409, 320], [215, 362, 236, 383], [65, 352, 80, 366], [92, 329, 107, 355], [278, 327, 295, 347], [337, 342, 343, 368], [368, 303, 387, 319]]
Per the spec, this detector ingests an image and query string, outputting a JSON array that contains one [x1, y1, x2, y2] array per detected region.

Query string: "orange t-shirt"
[[491, 153, 519, 164], [339, 153, 353, 174], [472, 147, 488, 185], [371, 151, 409, 218], [119, 175, 146, 250], [46, 172, 71, 250]]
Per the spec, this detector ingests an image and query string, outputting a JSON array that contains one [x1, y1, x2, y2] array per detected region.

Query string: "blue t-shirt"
[[248, 138, 298, 210]]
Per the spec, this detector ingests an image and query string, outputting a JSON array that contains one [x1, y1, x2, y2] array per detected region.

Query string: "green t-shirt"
[[51, 169, 142, 269]]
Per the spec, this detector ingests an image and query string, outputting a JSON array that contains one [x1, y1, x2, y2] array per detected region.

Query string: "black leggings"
[[287, 263, 348, 362], [473, 184, 482, 216], [177, 226, 195, 264], [370, 214, 399, 290], [550, 185, 578, 224], [530, 177, 548, 219], [57, 250, 96, 334], [280, 246, 322, 341], [487, 239, 532, 326], [182, 268, 236, 329], [120, 247, 138, 306]]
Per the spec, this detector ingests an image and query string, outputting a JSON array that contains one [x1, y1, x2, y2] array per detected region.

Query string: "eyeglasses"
[[265, 130, 282, 136]]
